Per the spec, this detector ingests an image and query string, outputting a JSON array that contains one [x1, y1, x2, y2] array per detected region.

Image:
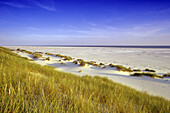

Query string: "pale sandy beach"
[[7, 46, 170, 73], [5, 46, 170, 100]]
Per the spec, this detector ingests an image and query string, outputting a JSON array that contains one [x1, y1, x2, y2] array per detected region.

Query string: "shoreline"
[[6, 46, 170, 100], [4, 45, 170, 48]]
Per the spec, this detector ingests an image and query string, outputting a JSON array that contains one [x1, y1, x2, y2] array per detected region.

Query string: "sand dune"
[[6, 46, 170, 100]]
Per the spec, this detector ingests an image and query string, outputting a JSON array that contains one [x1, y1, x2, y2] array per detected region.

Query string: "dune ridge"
[[6, 46, 170, 100]]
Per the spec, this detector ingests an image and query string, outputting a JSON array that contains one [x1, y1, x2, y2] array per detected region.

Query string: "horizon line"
[[2, 45, 170, 48]]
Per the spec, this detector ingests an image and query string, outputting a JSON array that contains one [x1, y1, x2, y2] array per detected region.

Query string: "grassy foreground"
[[0, 47, 170, 113]]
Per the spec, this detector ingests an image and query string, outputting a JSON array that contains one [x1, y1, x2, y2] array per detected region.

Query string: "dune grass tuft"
[[131, 72, 163, 78], [56, 54, 73, 61], [116, 65, 133, 72], [87, 61, 96, 65], [63, 56, 73, 61], [109, 63, 115, 67], [133, 69, 141, 72], [37, 51, 43, 54], [45, 52, 54, 55], [43, 57, 50, 61], [144, 68, 156, 72], [33, 53, 42, 58], [100, 63, 104, 65], [79, 60, 87, 67], [73, 60, 78, 64], [16, 48, 33, 54], [163, 73, 170, 77], [109, 64, 133, 72], [56, 54, 63, 57], [17, 48, 20, 51], [92, 63, 101, 67], [61, 62, 65, 64]]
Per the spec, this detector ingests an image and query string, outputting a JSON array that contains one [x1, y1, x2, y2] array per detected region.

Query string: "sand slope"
[[6, 46, 170, 100]]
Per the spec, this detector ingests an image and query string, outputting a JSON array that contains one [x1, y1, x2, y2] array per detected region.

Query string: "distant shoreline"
[[4, 45, 170, 48]]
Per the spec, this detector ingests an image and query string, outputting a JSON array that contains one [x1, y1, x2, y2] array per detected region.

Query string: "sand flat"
[[7, 46, 170, 73]]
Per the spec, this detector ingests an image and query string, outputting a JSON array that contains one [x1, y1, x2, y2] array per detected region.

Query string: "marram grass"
[[0, 46, 170, 113]]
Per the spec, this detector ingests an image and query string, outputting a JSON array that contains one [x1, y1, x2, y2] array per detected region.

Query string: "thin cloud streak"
[[0, 1, 57, 11], [30, 34, 97, 38], [27, 21, 170, 44], [0, 2, 29, 8], [31, 0, 56, 12], [63, 22, 170, 42]]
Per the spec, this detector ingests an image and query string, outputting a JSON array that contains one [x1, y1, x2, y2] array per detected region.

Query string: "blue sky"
[[0, 0, 170, 45]]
